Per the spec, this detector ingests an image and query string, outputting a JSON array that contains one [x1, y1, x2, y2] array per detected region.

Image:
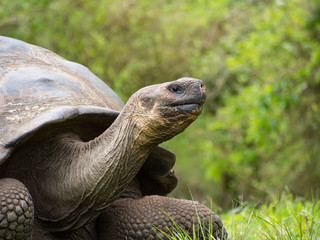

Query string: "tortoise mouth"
[[171, 103, 203, 114], [169, 97, 205, 114], [164, 98, 204, 116]]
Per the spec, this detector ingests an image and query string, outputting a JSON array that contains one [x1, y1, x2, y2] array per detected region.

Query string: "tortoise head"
[[124, 77, 206, 144]]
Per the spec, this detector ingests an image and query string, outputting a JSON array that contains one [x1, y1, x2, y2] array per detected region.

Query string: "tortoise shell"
[[0, 36, 125, 162], [0, 37, 175, 188]]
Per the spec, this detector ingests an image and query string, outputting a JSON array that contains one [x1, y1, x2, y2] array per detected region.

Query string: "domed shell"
[[0, 36, 125, 163]]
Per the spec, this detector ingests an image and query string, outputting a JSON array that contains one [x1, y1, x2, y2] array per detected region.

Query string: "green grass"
[[224, 193, 320, 240], [159, 193, 320, 240]]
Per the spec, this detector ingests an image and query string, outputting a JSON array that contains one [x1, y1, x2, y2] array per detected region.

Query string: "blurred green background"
[[1, 0, 319, 210]]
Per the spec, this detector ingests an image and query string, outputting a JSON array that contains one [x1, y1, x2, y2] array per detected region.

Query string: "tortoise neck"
[[89, 109, 155, 182], [47, 107, 157, 230]]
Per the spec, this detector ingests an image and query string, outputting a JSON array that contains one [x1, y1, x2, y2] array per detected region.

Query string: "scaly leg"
[[0, 178, 34, 240], [97, 195, 228, 240]]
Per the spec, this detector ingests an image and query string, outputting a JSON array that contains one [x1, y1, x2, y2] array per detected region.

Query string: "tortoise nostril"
[[198, 81, 206, 99]]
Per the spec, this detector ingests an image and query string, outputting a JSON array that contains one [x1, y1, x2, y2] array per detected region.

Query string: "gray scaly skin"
[[0, 179, 33, 239], [98, 178, 228, 240], [0, 78, 226, 239]]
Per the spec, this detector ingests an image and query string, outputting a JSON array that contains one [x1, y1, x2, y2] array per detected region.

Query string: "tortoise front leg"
[[0, 178, 34, 240], [97, 195, 228, 240]]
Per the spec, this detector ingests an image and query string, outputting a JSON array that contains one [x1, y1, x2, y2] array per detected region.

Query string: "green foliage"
[[164, 0, 320, 207], [1, 0, 319, 207], [223, 193, 320, 239]]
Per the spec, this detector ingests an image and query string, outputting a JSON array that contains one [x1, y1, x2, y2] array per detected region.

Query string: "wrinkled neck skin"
[[35, 102, 172, 232]]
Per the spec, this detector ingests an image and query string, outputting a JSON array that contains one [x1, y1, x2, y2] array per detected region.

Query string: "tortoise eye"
[[169, 85, 183, 94]]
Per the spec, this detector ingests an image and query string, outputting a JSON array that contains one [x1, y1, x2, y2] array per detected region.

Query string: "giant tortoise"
[[0, 36, 227, 239]]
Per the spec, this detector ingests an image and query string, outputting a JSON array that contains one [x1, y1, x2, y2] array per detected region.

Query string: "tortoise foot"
[[0, 178, 34, 240], [98, 195, 228, 240]]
